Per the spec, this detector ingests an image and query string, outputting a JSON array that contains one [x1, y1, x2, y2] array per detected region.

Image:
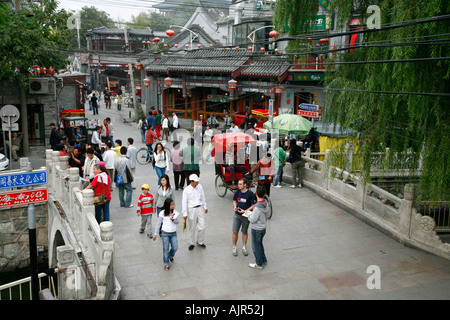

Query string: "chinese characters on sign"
[[0, 188, 48, 208], [0, 171, 47, 190]]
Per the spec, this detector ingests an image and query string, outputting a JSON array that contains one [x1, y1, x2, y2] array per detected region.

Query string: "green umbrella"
[[263, 114, 313, 134]]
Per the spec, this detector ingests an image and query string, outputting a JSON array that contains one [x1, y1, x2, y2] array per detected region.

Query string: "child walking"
[[137, 184, 154, 237], [153, 198, 179, 271]]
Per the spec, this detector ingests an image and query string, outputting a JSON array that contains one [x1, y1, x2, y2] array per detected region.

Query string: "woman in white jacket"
[[154, 142, 170, 186]]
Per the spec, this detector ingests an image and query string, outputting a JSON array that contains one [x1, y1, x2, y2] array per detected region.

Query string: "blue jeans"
[[155, 167, 166, 186], [161, 231, 178, 266], [273, 166, 283, 186], [251, 228, 267, 267], [141, 130, 146, 143], [118, 182, 133, 207], [95, 200, 110, 224], [146, 144, 154, 162]]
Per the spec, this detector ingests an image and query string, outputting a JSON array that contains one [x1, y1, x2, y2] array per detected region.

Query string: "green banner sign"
[[293, 73, 334, 82]]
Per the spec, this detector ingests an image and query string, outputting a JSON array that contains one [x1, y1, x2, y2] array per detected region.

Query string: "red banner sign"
[[0, 188, 48, 208], [297, 110, 320, 119]]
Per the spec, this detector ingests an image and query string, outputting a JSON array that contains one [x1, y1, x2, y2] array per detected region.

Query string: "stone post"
[[97, 221, 115, 300], [324, 149, 332, 190], [51, 151, 60, 193], [68, 167, 81, 219], [56, 244, 78, 300], [398, 184, 415, 239], [81, 189, 95, 243]]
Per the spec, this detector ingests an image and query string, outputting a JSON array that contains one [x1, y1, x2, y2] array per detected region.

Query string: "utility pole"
[[123, 28, 138, 118]]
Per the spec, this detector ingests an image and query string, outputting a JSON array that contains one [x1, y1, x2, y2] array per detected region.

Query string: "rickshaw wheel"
[[265, 195, 273, 219], [215, 175, 227, 197]]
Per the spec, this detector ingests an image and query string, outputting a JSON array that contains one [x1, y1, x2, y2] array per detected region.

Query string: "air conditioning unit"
[[29, 78, 49, 94]]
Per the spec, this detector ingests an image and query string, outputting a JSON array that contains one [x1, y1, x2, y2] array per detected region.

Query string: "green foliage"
[[323, 0, 450, 201], [0, 0, 71, 86], [68, 6, 116, 49]]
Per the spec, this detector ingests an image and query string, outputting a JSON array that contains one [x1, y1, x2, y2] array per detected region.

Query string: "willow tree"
[[274, 0, 450, 201]]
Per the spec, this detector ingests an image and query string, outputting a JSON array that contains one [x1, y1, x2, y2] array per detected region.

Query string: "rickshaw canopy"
[[212, 132, 256, 155]]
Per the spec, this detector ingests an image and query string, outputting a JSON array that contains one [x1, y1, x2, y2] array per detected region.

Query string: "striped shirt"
[[137, 193, 154, 215]]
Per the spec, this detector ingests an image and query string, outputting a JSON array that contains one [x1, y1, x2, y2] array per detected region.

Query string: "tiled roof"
[[240, 56, 291, 77], [145, 48, 249, 74]]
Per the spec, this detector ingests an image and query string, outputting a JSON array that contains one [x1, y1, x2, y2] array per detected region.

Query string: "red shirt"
[[145, 129, 158, 145], [137, 193, 154, 215], [90, 174, 112, 201]]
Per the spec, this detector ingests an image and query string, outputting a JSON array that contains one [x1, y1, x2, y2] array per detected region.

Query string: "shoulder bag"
[[93, 175, 108, 206]]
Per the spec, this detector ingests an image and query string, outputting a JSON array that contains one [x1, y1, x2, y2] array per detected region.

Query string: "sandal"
[[164, 265, 169, 271], [169, 257, 174, 263]]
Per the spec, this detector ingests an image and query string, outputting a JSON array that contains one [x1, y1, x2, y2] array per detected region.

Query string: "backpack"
[[142, 120, 148, 131], [115, 160, 128, 186]]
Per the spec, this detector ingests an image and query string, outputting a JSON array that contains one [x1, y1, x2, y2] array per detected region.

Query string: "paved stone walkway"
[[30, 100, 450, 300]]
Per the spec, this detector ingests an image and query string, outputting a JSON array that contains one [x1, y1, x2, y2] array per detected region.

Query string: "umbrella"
[[263, 114, 312, 134]]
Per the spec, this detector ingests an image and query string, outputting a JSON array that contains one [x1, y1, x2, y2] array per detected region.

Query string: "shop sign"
[[0, 170, 47, 190], [0, 188, 48, 208], [207, 94, 229, 103], [298, 110, 320, 119], [299, 103, 320, 111]]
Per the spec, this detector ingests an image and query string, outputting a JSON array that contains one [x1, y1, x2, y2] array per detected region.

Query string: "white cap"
[[189, 174, 200, 182]]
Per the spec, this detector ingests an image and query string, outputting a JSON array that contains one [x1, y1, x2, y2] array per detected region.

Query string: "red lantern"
[[319, 38, 329, 43], [248, 46, 253, 51], [48, 67, 55, 76], [260, 47, 265, 52], [228, 79, 237, 91], [174, 44, 179, 48], [269, 30, 279, 38], [165, 77, 173, 87], [40, 67, 47, 76], [209, 44, 214, 47], [164, 44, 168, 48], [235, 46, 240, 50], [275, 87, 283, 94], [197, 44, 202, 48], [136, 63, 143, 71], [153, 37, 160, 43], [185, 44, 189, 48], [166, 29, 175, 37], [144, 77, 151, 87]]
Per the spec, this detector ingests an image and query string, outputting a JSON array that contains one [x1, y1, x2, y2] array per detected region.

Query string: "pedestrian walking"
[[171, 141, 185, 190], [153, 142, 170, 186], [288, 138, 305, 189], [147, 111, 156, 134], [182, 174, 208, 250], [171, 112, 179, 130], [116, 87, 123, 110], [232, 178, 256, 257], [104, 89, 112, 109], [137, 184, 154, 237], [145, 124, 160, 161], [137, 116, 148, 143], [126, 138, 138, 189], [100, 119, 110, 144], [272, 141, 286, 188], [107, 118, 115, 146], [244, 186, 269, 269], [155, 110, 162, 137], [49, 123, 63, 150], [80, 163, 112, 224], [161, 114, 170, 141], [91, 93, 99, 115], [153, 198, 180, 271], [102, 142, 116, 184], [181, 137, 201, 186], [91, 126, 102, 153], [202, 125, 213, 160], [115, 146, 134, 207], [154, 174, 175, 215]]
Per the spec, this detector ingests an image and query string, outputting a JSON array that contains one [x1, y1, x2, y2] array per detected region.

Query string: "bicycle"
[[136, 147, 153, 165]]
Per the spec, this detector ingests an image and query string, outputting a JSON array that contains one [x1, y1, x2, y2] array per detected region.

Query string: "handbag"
[[93, 176, 108, 206], [115, 159, 128, 187]]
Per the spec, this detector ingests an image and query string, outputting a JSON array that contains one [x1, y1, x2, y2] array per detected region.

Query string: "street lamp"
[[144, 77, 151, 87], [228, 79, 237, 100], [168, 25, 200, 49]]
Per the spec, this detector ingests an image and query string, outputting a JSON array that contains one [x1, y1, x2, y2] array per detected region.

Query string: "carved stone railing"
[[45, 149, 120, 300], [283, 149, 449, 260]]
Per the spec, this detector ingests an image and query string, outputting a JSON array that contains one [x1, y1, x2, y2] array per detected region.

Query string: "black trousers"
[[174, 171, 185, 189]]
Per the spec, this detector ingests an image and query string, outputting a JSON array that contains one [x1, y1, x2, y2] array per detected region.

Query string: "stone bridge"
[[41, 143, 449, 300]]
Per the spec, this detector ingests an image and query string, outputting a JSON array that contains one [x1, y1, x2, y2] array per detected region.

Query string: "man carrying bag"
[[115, 146, 134, 208]]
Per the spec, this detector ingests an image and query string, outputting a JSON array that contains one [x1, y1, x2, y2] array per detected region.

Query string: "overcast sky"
[[57, 0, 155, 23]]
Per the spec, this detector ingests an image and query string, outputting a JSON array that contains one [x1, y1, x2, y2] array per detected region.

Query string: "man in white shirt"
[[91, 126, 102, 152], [182, 174, 208, 250], [172, 113, 179, 130], [229, 121, 239, 133], [126, 137, 138, 189], [102, 142, 116, 184]]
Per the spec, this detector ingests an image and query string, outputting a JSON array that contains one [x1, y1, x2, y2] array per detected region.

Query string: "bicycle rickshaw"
[[212, 131, 273, 219]]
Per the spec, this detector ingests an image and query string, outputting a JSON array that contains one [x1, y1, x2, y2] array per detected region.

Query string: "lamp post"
[[246, 25, 275, 52]]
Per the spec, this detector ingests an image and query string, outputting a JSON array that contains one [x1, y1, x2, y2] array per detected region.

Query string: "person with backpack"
[[153, 142, 170, 186], [288, 138, 306, 188], [114, 146, 134, 208], [138, 116, 148, 143]]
